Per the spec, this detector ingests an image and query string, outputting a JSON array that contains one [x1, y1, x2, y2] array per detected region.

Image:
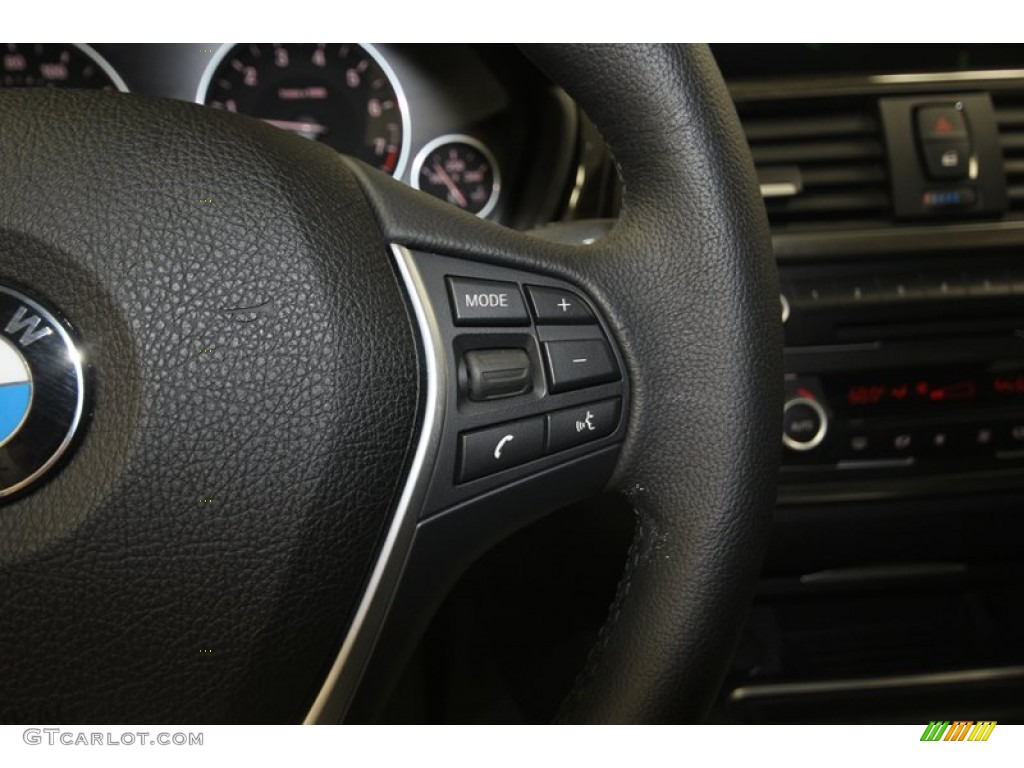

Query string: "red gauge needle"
[[261, 118, 328, 137], [432, 161, 468, 208]]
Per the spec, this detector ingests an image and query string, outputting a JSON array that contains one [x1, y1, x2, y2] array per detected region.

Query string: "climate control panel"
[[781, 365, 1024, 499]]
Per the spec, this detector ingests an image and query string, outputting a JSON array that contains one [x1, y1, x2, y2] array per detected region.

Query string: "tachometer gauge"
[[411, 135, 501, 218], [198, 43, 409, 177], [1, 43, 127, 90]]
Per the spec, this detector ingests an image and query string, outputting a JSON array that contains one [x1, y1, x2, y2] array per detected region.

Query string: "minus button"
[[542, 339, 620, 393]]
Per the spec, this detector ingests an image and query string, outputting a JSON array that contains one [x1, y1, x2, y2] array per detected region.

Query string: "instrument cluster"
[[0, 43, 569, 226]]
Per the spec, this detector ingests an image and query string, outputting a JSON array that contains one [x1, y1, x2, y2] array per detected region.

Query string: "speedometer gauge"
[[1, 43, 127, 90], [198, 43, 409, 177]]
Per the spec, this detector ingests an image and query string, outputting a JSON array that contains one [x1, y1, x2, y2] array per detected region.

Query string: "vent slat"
[[743, 114, 878, 142], [995, 97, 1024, 211], [750, 140, 883, 165], [801, 164, 887, 187], [766, 191, 890, 216], [1001, 134, 1024, 152], [996, 108, 1024, 127], [738, 96, 889, 228]]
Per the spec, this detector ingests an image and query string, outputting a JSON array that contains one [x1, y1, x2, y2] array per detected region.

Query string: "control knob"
[[782, 397, 828, 451]]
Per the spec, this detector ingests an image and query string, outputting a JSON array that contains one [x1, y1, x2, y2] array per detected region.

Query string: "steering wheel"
[[0, 44, 779, 724]]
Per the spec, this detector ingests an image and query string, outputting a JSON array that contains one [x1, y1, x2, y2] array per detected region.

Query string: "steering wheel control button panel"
[[0, 286, 86, 498], [543, 339, 620, 393], [463, 349, 533, 401], [547, 399, 621, 453], [457, 417, 545, 482], [782, 397, 828, 452], [525, 285, 596, 324], [395, 248, 628, 514], [447, 277, 528, 326]]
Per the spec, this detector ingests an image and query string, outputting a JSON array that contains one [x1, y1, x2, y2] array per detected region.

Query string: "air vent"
[[736, 97, 891, 230], [994, 96, 1024, 214]]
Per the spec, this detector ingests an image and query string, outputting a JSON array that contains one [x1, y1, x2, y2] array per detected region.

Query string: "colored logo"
[[0, 336, 32, 448], [0, 287, 86, 499], [920, 721, 997, 742]]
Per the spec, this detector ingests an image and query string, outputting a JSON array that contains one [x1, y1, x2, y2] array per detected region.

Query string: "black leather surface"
[[349, 44, 781, 722], [0, 90, 418, 723]]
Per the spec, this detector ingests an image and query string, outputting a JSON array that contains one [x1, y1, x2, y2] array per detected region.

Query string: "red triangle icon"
[[934, 115, 954, 134]]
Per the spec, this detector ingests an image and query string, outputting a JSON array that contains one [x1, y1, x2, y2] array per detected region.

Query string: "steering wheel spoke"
[[306, 222, 632, 722]]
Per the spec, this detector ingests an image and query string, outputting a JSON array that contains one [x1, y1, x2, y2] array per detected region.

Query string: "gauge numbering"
[[411, 135, 501, 218]]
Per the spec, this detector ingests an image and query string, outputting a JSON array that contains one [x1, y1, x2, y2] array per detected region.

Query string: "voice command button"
[[547, 399, 621, 453]]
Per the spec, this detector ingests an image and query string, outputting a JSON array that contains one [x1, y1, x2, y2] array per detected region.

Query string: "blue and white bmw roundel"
[[0, 286, 86, 499], [0, 336, 32, 448]]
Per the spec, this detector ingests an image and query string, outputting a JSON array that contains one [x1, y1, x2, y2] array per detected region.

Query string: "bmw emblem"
[[0, 286, 85, 498]]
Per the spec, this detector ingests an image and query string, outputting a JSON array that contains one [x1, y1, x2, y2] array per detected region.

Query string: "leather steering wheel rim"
[[344, 43, 781, 723], [0, 43, 779, 725]]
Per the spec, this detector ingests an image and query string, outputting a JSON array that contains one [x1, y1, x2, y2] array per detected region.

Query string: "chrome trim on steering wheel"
[[304, 244, 445, 724]]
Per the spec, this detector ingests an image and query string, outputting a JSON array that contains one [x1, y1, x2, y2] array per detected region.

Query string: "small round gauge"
[[1, 43, 127, 90], [411, 135, 501, 218], [198, 43, 409, 177]]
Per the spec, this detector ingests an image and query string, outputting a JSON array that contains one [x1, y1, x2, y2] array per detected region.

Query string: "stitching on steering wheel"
[[556, 504, 644, 719]]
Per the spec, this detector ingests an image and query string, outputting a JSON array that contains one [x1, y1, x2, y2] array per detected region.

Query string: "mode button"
[[447, 277, 529, 326]]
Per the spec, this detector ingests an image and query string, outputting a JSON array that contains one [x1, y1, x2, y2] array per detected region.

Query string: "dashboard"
[[0, 43, 577, 228], [6, 43, 1024, 724]]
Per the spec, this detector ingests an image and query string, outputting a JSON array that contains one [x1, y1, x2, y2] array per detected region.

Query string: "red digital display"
[[845, 378, 978, 407], [993, 374, 1024, 395], [829, 368, 1024, 416]]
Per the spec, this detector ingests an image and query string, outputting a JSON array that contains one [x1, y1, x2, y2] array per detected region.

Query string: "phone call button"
[[457, 417, 545, 483]]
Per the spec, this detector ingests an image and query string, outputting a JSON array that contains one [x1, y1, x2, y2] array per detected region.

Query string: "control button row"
[[461, 337, 622, 402], [457, 398, 621, 483], [447, 276, 597, 327], [839, 420, 1024, 461]]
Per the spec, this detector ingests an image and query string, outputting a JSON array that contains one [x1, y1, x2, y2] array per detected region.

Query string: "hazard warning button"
[[917, 105, 969, 141]]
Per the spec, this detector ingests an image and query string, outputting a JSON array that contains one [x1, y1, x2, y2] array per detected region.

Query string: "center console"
[[715, 57, 1024, 723]]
